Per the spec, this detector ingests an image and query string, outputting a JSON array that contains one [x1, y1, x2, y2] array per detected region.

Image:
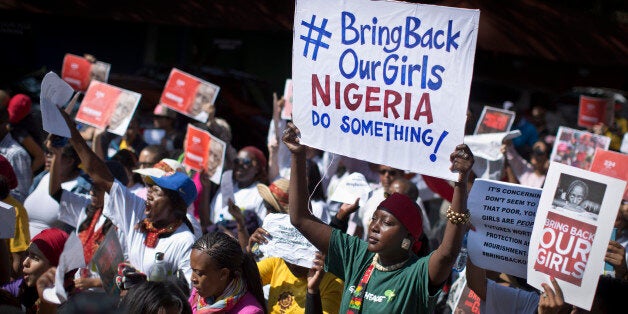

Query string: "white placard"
[[259, 213, 318, 268], [221, 170, 234, 210], [620, 133, 628, 154], [41, 72, 75, 137], [329, 172, 372, 204], [292, 0, 479, 181], [527, 162, 626, 310], [467, 179, 541, 278], [0, 201, 16, 239], [42, 233, 85, 304]]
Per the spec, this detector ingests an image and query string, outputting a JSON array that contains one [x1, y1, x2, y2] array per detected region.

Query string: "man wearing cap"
[[58, 108, 198, 286], [0, 104, 32, 203]]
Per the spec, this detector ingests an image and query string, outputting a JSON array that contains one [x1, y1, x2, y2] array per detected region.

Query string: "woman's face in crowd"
[[233, 150, 258, 186], [22, 244, 50, 287], [367, 209, 407, 253], [90, 186, 105, 208], [568, 185, 585, 205], [378, 166, 402, 190], [190, 249, 229, 299], [145, 185, 174, 225]]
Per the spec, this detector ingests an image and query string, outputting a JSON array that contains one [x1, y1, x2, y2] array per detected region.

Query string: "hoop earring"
[[401, 238, 411, 250]]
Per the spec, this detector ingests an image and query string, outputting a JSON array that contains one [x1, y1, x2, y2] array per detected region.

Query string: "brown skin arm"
[[283, 124, 332, 255], [197, 169, 213, 233], [465, 257, 487, 301], [227, 198, 250, 252], [48, 145, 64, 199], [20, 135, 45, 173], [58, 107, 113, 192], [428, 144, 474, 287]]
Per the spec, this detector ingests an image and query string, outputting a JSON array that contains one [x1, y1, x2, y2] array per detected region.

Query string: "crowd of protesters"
[[0, 68, 627, 314]]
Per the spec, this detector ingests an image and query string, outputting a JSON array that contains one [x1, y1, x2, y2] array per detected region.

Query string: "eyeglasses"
[[234, 157, 253, 167], [379, 169, 399, 176]]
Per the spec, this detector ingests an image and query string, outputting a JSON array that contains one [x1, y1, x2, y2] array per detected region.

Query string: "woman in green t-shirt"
[[282, 123, 474, 313]]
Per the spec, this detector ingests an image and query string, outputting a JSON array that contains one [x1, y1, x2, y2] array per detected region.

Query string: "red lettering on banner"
[[311, 74, 434, 124], [534, 212, 595, 286]]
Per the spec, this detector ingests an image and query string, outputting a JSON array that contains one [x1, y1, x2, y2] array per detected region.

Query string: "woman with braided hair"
[[189, 232, 266, 314]]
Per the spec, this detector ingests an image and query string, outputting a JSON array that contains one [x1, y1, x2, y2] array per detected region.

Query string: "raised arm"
[[282, 123, 331, 254], [58, 107, 113, 192], [428, 144, 474, 287], [48, 144, 64, 199]]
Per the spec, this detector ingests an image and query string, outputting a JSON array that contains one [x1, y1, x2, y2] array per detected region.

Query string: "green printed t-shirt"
[[325, 228, 439, 313]]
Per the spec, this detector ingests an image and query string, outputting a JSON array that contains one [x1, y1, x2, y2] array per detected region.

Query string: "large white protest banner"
[[467, 179, 541, 278], [292, 0, 479, 181], [259, 213, 318, 268], [527, 162, 626, 310]]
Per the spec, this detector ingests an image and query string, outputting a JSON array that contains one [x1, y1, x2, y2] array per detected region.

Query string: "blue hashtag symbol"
[[300, 15, 332, 61]]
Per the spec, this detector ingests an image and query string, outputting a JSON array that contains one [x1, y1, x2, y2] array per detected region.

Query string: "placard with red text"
[[159, 68, 220, 123], [527, 162, 625, 310], [75, 81, 141, 136], [590, 148, 628, 201], [474, 106, 515, 135], [61, 54, 111, 91]]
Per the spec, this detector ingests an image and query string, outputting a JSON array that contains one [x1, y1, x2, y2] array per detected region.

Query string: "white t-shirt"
[[482, 279, 539, 314], [209, 182, 265, 223], [104, 180, 195, 285], [25, 173, 79, 238]]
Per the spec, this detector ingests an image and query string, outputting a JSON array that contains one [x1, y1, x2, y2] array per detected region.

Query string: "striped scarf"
[[194, 275, 247, 313]]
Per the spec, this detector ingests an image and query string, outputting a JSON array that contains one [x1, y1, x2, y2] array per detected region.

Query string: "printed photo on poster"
[[527, 162, 626, 310], [551, 173, 606, 221], [61, 53, 111, 91], [75, 81, 141, 136], [92, 228, 123, 295], [549, 126, 610, 170], [183, 124, 227, 184], [160, 68, 220, 123], [474, 106, 516, 135]]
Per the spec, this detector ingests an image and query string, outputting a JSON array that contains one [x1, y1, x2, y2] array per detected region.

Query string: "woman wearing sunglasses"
[[208, 147, 269, 228]]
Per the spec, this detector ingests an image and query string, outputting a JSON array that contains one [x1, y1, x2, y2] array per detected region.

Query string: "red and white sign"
[[527, 162, 625, 310], [577, 95, 613, 128], [160, 68, 220, 123], [61, 54, 111, 91], [590, 148, 628, 200], [474, 106, 515, 135], [75, 81, 141, 136], [183, 124, 227, 184]]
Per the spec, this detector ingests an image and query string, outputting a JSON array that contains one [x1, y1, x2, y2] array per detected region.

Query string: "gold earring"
[[401, 238, 411, 250]]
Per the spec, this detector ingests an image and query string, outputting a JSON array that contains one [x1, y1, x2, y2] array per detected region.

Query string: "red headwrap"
[[7, 94, 32, 124], [31, 228, 69, 266], [0, 155, 18, 190], [378, 193, 423, 254], [242, 146, 267, 171]]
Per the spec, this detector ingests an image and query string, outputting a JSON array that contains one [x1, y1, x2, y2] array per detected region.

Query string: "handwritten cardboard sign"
[[474, 106, 515, 135], [159, 68, 220, 123], [467, 179, 541, 278], [259, 213, 318, 268], [550, 126, 610, 170], [527, 162, 626, 310], [577, 95, 613, 128], [292, 0, 479, 181], [61, 53, 111, 91], [183, 124, 227, 184], [75, 81, 141, 136]]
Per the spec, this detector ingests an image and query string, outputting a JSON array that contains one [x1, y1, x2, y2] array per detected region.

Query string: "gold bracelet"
[[446, 206, 470, 225]]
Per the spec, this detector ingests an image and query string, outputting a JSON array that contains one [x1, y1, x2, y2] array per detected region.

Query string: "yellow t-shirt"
[[3, 196, 30, 252], [257, 257, 343, 314]]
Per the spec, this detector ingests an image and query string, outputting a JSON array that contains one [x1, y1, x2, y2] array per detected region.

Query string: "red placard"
[[183, 124, 211, 171], [474, 106, 515, 135], [159, 68, 220, 123], [61, 54, 93, 91], [578, 96, 613, 128], [75, 81, 122, 129], [590, 148, 628, 200], [533, 211, 596, 286]]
